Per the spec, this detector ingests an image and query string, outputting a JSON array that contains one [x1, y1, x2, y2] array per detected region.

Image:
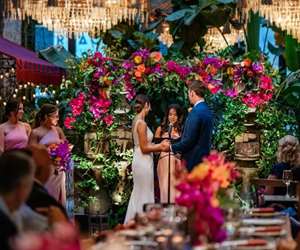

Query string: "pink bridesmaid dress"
[[39, 128, 66, 206], [4, 125, 28, 151], [157, 132, 181, 203]]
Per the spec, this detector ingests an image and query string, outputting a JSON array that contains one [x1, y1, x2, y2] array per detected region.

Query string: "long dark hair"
[[35, 104, 58, 128], [160, 104, 183, 136], [133, 94, 150, 113], [3, 99, 21, 122]]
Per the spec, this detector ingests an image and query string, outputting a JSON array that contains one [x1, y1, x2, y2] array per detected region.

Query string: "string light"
[[0, 75, 3, 79], [13, 94, 16, 98], [3, 102, 7, 106], [22, 96, 26, 100]]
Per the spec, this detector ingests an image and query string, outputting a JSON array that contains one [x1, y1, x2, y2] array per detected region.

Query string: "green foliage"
[[167, 0, 236, 55], [246, 11, 260, 52], [255, 103, 299, 177], [212, 96, 247, 155], [285, 35, 300, 72]]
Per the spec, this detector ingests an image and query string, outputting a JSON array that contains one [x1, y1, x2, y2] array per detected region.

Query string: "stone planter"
[[84, 132, 109, 159]]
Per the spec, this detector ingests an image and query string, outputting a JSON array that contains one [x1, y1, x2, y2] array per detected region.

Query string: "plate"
[[249, 212, 282, 217], [233, 239, 275, 250], [242, 218, 285, 226]]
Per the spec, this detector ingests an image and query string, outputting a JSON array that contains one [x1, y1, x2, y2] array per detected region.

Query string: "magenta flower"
[[122, 60, 134, 70], [259, 75, 273, 90], [125, 82, 136, 101], [103, 114, 114, 126], [132, 48, 150, 61], [64, 117, 76, 130], [69, 92, 85, 117], [242, 92, 263, 108], [224, 88, 238, 98], [89, 96, 111, 119], [252, 62, 264, 74], [203, 57, 225, 69]]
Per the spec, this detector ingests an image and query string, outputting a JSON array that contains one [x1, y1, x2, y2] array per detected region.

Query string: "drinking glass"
[[283, 170, 293, 197]]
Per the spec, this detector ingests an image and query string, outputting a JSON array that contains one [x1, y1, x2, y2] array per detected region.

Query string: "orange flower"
[[211, 165, 231, 188], [103, 74, 112, 86], [137, 64, 146, 73], [208, 65, 217, 75], [242, 58, 252, 67], [133, 55, 143, 65], [134, 71, 143, 78], [150, 52, 162, 63], [189, 163, 209, 180], [210, 196, 220, 207]]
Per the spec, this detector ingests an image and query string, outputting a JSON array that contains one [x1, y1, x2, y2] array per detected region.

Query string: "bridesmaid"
[[29, 104, 67, 206], [0, 99, 31, 154], [155, 104, 183, 203]]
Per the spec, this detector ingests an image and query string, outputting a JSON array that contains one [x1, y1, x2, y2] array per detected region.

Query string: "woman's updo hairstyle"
[[133, 94, 150, 113], [277, 135, 300, 166], [35, 104, 58, 128]]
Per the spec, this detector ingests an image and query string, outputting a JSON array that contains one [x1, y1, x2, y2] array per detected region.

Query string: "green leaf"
[[109, 30, 123, 39], [285, 35, 300, 72], [144, 19, 163, 32], [166, 9, 192, 22]]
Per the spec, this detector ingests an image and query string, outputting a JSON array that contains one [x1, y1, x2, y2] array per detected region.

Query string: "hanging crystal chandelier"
[[4, 0, 148, 37], [245, 0, 300, 42], [204, 26, 244, 52]]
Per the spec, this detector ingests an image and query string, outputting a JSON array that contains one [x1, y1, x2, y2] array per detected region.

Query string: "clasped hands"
[[160, 139, 171, 152]]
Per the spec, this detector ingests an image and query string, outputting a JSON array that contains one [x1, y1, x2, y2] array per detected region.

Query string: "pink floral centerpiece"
[[175, 151, 240, 245]]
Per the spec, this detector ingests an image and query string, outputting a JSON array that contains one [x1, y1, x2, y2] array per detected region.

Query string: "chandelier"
[[245, 0, 300, 42], [204, 26, 244, 52], [4, 0, 148, 37]]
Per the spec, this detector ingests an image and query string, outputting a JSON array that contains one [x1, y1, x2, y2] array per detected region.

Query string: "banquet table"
[[82, 206, 293, 250]]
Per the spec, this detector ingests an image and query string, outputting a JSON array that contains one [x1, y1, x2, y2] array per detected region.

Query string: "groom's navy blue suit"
[[172, 101, 213, 171]]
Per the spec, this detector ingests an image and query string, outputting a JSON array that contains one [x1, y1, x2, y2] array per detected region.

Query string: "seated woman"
[[266, 135, 300, 195]]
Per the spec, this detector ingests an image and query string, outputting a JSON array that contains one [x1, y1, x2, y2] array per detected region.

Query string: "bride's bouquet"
[[48, 140, 73, 172]]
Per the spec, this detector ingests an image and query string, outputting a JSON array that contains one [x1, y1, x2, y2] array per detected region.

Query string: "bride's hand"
[[160, 139, 170, 152]]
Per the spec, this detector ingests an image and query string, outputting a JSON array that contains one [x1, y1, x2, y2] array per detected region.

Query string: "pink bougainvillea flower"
[[259, 75, 273, 90], [224, 88, 238, 98], [125, 82, 136, 101], [103, 114, 114, 126], [252, 62, 264, 74], [69, 92, 85, 117], [207, 83, 221, 94], [89, 96, 112, 119], [259, 91, 273, 102], [242, 92, 263, 108], [64, 117, 76, 130], [122, 60, 134, 70]]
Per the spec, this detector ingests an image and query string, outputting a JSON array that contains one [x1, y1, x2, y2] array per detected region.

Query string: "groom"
[[170, 80, 213, 171]]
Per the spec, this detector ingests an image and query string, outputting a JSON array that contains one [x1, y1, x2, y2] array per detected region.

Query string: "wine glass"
[[283, 170, 293, 197]]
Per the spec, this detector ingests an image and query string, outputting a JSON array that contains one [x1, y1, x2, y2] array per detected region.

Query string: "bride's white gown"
[[124, 118, 154, 223]]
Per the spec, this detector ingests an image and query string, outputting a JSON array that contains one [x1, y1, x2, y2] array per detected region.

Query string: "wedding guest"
[[24, 145, 68, 220], [0, 99, 31, 154], [266, 135, 300, 195], [29, 104, 67, 206], [124, 94, 170, 223], [0, 150, 36, 250], [155, 104, 183, 203]]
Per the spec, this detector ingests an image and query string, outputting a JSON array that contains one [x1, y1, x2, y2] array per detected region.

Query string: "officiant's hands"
[[160, 139, 171, 152]]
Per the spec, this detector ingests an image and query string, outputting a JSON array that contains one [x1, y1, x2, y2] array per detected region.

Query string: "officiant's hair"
[[188, 80, 206, 97], [134, 94, 150, 113]]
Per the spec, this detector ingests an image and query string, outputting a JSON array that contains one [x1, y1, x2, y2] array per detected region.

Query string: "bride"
[[125, 94, 170, 223]]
